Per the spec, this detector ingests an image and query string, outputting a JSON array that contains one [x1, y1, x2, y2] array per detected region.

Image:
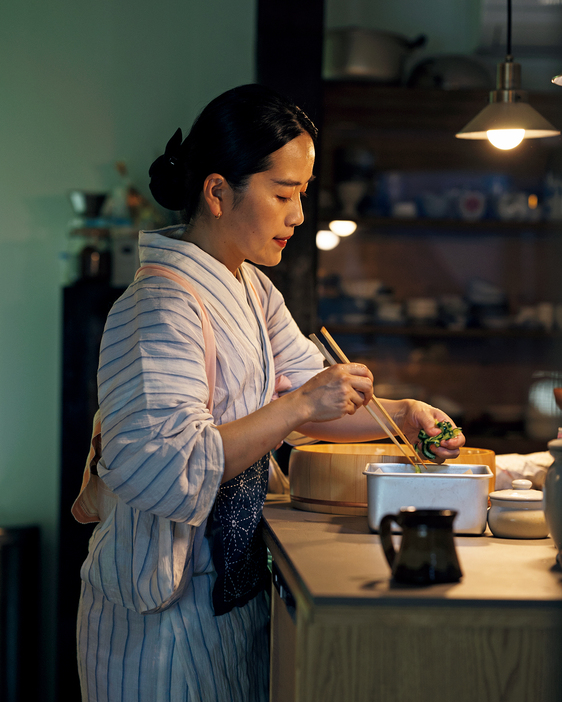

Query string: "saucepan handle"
[[379, 513, 398, 569]]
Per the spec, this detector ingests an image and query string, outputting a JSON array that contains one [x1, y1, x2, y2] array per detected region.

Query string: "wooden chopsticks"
[[309, 327, 430, 472]]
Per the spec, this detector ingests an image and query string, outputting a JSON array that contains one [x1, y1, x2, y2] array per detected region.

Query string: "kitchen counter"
[[263, 497, 562, 702]]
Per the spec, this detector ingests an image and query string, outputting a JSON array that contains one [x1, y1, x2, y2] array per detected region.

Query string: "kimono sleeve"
[[95, 279, 224, 524]]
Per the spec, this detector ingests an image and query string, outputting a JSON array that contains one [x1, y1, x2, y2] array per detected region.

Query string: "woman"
[[75, 84, 464, 702]]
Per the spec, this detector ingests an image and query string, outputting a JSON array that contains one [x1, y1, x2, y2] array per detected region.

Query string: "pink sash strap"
[[134, 264, 216, 409]]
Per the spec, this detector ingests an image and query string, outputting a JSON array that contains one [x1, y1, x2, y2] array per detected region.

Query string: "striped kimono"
[[76, 225, 324, 702]]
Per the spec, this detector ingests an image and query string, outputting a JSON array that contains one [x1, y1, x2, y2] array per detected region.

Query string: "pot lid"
[[489, 479, 543, 502]]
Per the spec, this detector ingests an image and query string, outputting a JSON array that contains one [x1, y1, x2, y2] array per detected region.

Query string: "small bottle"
[[80, 235, 111, 281]]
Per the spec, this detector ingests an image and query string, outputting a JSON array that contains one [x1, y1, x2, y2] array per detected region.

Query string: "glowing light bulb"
[[486, 129, 525, 150], [328, 220, 357, 237], [316, 230, 340, 251]]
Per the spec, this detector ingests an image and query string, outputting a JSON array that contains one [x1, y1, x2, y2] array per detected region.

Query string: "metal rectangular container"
[[363, 463, 492, 535]]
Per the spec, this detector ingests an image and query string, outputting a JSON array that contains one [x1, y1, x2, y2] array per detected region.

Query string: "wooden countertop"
[[263, 497, 562, 607]]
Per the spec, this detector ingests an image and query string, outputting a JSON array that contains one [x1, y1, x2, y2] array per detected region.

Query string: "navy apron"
[[207, 453, 270, 616]]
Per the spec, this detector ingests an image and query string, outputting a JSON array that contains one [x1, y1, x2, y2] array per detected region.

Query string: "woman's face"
[[219, 132, 315, 272]]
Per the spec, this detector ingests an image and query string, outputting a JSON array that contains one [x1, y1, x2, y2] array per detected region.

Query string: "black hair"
[[148, 84, 318, 225]]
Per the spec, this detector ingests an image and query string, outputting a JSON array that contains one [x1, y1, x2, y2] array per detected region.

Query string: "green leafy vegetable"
[[417, 420, 462, 461]]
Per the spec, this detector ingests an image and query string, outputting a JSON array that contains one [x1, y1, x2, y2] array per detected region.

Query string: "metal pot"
[[69, 191, 108, 219], [324, 27, 426, 83]]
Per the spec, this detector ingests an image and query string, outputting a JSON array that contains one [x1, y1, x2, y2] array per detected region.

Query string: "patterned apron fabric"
[[208, 453, 270, 616]]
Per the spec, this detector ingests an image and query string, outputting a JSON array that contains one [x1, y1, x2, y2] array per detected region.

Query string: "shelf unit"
[[327, 324, 561, 339], [317, 82, 562, 452], [318, 215, 561, 233], [319, 82, 562, 178]]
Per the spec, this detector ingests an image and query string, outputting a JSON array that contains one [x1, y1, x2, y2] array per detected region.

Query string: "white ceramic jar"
[[545, 439, 562, 562], [488, 479, 549, 539]]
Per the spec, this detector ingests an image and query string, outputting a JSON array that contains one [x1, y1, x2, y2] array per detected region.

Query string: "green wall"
[[0, 1, 254, 699]]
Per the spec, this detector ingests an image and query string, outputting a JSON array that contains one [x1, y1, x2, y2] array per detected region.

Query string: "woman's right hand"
[[294, 363, 374, 423], [218, 363, 373, 482]]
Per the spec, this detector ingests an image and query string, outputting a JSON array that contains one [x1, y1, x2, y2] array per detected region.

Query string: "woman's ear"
[[202, 173, 229, 219]]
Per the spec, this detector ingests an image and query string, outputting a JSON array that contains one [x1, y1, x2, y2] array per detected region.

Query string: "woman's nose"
[[287, 196, 305, 227]]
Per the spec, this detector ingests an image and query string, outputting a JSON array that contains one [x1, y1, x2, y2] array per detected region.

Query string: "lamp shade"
[[553, 74, 562, 87], [456, 101, 559, 140]]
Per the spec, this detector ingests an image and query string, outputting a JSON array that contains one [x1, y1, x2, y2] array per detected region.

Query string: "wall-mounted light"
[[316, 229, 340, 251], [328, 220, 357, 237], [553, 74, 562, 87], [456, 0, 559, 150]]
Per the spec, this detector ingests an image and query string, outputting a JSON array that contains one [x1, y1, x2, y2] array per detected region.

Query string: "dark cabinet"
[[0, 526, 40, 702], [56, 281, 124, 701]]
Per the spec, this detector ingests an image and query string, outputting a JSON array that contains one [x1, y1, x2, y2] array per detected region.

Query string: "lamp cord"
[[506, 0, 512, 58]]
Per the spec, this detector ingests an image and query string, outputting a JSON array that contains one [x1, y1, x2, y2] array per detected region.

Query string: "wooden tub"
[[288, 443, 496, 516]]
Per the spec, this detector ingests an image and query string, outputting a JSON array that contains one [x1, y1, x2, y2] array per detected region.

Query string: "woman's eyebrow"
[[271, 175, 316, 187]]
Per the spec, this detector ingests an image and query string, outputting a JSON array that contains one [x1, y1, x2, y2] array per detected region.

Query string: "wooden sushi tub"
[[288, 443, 496, 516]]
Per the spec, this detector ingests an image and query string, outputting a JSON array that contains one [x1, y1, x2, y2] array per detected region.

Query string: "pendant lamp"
[[456, 0, 559, 150]]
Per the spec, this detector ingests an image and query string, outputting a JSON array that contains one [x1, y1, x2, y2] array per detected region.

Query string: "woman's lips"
[[274, 236, 291, 248]]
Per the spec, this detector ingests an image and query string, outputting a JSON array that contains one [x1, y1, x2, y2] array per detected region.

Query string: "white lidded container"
[[488, 479, 549, 539], [363, 463, 492, 535]]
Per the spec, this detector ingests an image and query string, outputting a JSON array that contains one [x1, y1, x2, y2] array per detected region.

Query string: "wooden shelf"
[[463, 434, 549, 456], [322, 82, 562, 134], [326, 323, 560, 339], [70, 226, 111, 238], [320, 82, 562, 179], [318, 213, 562, 234]]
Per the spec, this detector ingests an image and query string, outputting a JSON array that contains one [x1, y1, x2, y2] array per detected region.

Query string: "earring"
[[215, 212, 222, 220]]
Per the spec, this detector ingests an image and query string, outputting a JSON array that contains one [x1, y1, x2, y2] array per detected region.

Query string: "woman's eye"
[[277, 191, 307, 202]]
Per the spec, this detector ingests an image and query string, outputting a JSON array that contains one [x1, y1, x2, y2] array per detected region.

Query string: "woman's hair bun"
[[148, 128, 186, 211]]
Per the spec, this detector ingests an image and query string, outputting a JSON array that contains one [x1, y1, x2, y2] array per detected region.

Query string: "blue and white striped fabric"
[[77, 225, 324, 701]]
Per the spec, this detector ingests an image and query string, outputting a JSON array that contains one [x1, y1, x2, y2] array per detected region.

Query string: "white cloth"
[[77, 225, 324, 701], [495, 451, 554, 490]]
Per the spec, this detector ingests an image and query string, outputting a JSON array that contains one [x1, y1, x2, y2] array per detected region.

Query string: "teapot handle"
[[379, 513, 399, 569]]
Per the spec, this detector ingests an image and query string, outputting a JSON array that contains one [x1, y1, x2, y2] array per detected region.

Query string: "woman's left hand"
[[395, 400, 465, 463]]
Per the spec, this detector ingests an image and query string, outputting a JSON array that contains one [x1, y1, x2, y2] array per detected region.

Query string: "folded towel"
[[495, 451, 554, 490]]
